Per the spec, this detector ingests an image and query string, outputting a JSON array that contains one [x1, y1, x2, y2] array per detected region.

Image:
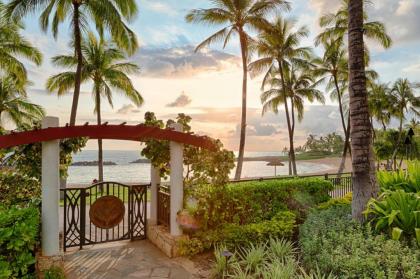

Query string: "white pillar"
[[41, 116, 60, 256], [169, 123, 183, 236], [149, 166, 160, 225]]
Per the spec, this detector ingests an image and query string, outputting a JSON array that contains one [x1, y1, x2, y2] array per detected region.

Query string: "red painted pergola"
[[0, 123, 216, 150]]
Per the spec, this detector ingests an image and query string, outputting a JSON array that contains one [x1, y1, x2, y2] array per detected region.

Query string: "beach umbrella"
[[266, 159, 285, 176]]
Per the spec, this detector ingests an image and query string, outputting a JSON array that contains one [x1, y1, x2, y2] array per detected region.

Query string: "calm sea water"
[[67, 150, 332, 185]]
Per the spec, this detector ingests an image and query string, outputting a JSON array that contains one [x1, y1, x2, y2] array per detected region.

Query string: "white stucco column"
[[169, 123, 183, 236], [149, 166, 161, 225], [41, 116, 60, 256]]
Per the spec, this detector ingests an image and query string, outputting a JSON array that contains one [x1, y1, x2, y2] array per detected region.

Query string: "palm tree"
[[347, 0, 378, 221], [0, 1, 42, 84], [316, 0, 392, 48], [7, 0, 139, 126], [368, 82, 393, 131], [47, 34, 143, 181], [249, 18, 311, 175], [389, 78, 420, 167], [186, 0, 291, 180], [0, 76, 45, 128], [261, 65, 324, 175]]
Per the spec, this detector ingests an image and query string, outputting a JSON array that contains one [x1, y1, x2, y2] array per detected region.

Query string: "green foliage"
[[377, 160, 420, 193], [0, 170, 41, 207], [141, 112, 235, 187], [302, 133, 344, 155], [190, 178, 333, 229], [4, 122, 87, 180], [211, 239, 336, 279], [0, 205, 39, 279], [299, 206, 420, 279], [317, 192, 352, 210], [43, 266, 66, 279], [364, 190, 420, 244]]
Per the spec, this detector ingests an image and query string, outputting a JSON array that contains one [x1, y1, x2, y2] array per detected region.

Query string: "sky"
[[15, 0, 420, 151]]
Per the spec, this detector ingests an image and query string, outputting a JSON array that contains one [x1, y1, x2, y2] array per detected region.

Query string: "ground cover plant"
[[299, 205, 420, 279]]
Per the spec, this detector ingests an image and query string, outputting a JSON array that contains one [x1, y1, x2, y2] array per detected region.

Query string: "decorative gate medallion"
[[62, 182, 148, 251], [89, 196, 125, 229]]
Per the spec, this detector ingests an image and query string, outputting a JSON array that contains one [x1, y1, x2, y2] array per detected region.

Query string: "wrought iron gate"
[[61, 182, 148, 251]]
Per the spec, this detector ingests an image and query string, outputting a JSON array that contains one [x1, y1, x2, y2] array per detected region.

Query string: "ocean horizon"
[[67, 150, 332, 185]]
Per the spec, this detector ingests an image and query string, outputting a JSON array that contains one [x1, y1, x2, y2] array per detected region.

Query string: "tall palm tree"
[[47, 34, 143, 181], [249, 17, 311, 175], [186, 0, 291, 180], [0, 1, 42, 84], [261, 65, 324, 174], [347, 0, 378, 221], [316, 0, 392, 48], [367, 81, 393, 131], [7, 0, 139, 126], [0, 76, 45, 128], [389, 78, 420, 167]]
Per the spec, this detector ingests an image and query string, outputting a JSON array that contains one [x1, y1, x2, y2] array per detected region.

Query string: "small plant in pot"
[[177, 206, 202, 233]]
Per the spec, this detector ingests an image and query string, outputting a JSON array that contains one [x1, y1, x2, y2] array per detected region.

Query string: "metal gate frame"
[[61, 182, 148, 251]]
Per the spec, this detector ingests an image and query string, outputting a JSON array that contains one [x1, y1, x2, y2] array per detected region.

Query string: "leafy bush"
[[0, 205, 40, 279], [0, 171, 41, 206], [364, 190, 420, 244], [300, 206, 420, 279], [377, 160, 420, 193], [43, 266, 66, 279], [318, 192, 352, 210], [190, 178, 333, 229], [211, 239, 336, 279]]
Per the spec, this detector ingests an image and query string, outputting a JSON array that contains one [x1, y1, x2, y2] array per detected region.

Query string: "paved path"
[[64, 240, 194, 279]]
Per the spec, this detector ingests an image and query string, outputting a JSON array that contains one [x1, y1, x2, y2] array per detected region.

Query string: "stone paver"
[[64, 240, 194, 279]]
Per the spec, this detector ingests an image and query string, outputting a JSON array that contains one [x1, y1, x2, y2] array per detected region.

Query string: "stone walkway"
[[64, 240, 195, 279]]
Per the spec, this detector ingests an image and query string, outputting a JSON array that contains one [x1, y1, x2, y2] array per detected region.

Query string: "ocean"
[[67, 150, 332, 185]]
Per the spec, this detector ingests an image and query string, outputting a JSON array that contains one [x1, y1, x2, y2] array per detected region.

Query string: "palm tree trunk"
[[95, 88, 104, 182], [381, 119, 386, 131], [69, 2, 83, 126], [290, 98, 297, 175], [348, 0, 378, 222], [391, 117, 403, 169], [234, 30, 248, 180], [338, 114, 351, 176], [278, 60, 295, 175]]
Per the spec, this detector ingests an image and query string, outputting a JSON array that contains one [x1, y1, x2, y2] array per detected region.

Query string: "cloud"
[[166, 92, 192, 107], [141, 1, 178, 16], [116, 104, 141, 114], [133, 46, 241, 78]]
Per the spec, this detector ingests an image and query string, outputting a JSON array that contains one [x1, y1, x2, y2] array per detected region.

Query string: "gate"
[[61, 182, 148, 251]]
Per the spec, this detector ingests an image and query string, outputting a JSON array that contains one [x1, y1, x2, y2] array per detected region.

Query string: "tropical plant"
[[249, 17, 312, 175], [389, 78, 420, 167], [0, 76, 44, 128], [368, 81, 393, 131], [47, 34, 142, 181], [347, 0, 378, 221], [0, 1, 42, 84], [377, 160, 420, 193], [364, 190, 420, 244], [6, 0, 139, 126], [186, 0, 291, 179]]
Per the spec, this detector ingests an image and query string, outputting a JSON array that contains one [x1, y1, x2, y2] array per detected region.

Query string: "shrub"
[[299, 206, 420, 279], [364, 190, 420, 244], [190, 178, 333, 229], [43, 266, 66, 279], [0, 171, 41, 206], [317, 192, 352, 210], [377, 160, 420, 193], [0, 205, 40, 279]]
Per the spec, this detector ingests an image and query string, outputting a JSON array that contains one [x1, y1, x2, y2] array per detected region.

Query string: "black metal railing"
[[157, 185, 170, 227]]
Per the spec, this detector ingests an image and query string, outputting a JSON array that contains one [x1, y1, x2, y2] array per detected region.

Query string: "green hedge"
[[0, 171, 41, 207], [190, 177, 333, 229], [299, 206, 420, 279], [0, 205, 40, 279]]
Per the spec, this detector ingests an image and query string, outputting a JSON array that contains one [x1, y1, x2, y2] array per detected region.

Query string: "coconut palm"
[[0, 2, 42, 84], [389, 78, 420, 166], [315, 0, 392, 49], [7, 0, 139, 126], [186, 0, 291, 180], [0, 76, 45, 128], [347, 0, 378, 221], [367, 82, 394, 131], [249, 17, 311, 175], [47, 34, 143, 181], [261, 65, 324, 174]]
